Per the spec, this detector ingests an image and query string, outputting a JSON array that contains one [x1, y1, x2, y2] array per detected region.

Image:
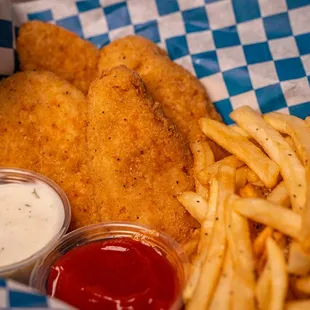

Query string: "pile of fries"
[[178, 106, 310, 310]]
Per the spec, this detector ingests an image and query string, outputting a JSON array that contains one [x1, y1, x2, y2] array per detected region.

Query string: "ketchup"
[[47, 238, 180, 310]]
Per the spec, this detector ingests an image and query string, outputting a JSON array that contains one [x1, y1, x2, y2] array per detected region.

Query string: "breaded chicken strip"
[[0, 71, 98, 229], [17, 21, 99, 94], [88, 66, 198, 242], [98, 36, 226, 159]]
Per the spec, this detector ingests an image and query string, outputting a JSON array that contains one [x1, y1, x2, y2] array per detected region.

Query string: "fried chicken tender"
[[17, 21, 99, 94], [88, 66, 199, 242], [98, 35, 226, 159], [0, 71, 98, 229]]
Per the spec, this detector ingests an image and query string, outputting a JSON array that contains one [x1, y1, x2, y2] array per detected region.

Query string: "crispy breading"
[[97, 35, 226, 159], [0, 71, 98, 229], [17, 21, 99, 94], [87, 65, 199, 242]]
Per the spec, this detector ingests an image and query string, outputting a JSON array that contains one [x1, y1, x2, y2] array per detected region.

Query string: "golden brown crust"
[[0, 71, 98, 229], [17, 21, 99, 94], [97, 35, 227, 159], [88, 65, 199, 242]]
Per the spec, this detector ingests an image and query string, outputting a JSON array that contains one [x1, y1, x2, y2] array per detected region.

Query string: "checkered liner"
[[0, 0, 309, 122], [0, 278, 74, 309]]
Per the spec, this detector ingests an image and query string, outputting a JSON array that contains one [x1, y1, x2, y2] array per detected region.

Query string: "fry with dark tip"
[[87, 65, 198, 242], [17, 21, 99, 94], [97, 35, 226, 159], [0, 71, 98, 229]]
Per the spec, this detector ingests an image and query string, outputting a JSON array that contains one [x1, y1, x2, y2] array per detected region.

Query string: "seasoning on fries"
[[199, 118, 279, 188], [179, 106, 310, 310], [264, 112, 310, 250], [230, 106, 306, 213], [233, 198, 301, 239]]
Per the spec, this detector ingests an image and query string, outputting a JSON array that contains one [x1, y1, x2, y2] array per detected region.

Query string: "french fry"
[[254, 226, 273, 257], [230, 207, 256, 284], [199, 118, 279, 188], [285, 136, 298, 154], [198, 177, 219, 254], [181, 229, 200, 261], [225, 194, 256, 310], [256, 263, 271, 310], [197, 155, 243, 185], [190, 140, 214, 177], [295, 276, 310, 295], [235, 166, 248, 190], [285, 300, 310, 310], [267, 181, 291, 207], [236, 165, 261, 188], [233, 198, 301, 239], [209, 250, 234, 310], [190, 140, 214, 199], [306, 116, 310, 127], [256, 247, 268, 275], [232, 271, 255, 310], [183, 177, 219, 301], [184, 111, 310, 308], [186, 165, 235, 310], [194, 178, 208, 199], [267, 237, 288, 310], [178, 191, 208, 224], [288, 241, 310, 276], [239, 183, 262, 199], [272, 230, 287, 250], [247, 168, 260, 183], [229, 124, 251, 138], [264, 112, 310, 249], [231, 106, 306, 213], [253, 181, 291, 256]]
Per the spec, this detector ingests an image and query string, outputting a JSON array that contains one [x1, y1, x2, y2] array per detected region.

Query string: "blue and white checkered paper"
[[0, 0, 15, 78], [1, 0, 310, 123], [0, 278, 74, 309]]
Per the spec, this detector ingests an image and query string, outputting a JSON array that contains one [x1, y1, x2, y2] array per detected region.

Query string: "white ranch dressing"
[[0, 182, 64, 268]]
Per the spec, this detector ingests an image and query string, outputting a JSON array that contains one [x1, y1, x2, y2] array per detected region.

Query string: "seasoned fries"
[[256, 264, 271, 310], [199, 118, 279, 188], [267, 238, 288, 310], [197, 155, 243, 185], [295, 276, 310, 294], [229, 124, 251, 138], [226, 194, 256, 310], [253, 181, 290, 256], [183, 178, 219, 301], [186, 165, 235, 310], [239, 183, 262, 199], [254, 227, 273, 257], [183, 107, 310, 310], [190, 140, 214, 199], [267, 181, 290, 207], [235, 166, 248, 190], [209, 250, 233, 310], [234, 198, 301, 238], [231, 106, 306, 213], [288, 241, 310, 275], [190, 140, 214, 178], [285, 136, 298, 154], [264, 112, 310, 250], [177, 192, 208, 224], [286, 300, 310, 310]]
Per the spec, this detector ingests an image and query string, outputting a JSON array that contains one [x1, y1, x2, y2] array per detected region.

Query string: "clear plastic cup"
[[30, 222, 189, 310], [0, 168, 71, 284]]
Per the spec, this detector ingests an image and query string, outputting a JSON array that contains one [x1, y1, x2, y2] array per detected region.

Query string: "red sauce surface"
[[47, 238, 180, 310]]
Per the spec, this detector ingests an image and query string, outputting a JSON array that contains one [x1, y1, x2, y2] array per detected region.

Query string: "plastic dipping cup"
[[30, 222, 189, 310], [0, 168, 71, 284]]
